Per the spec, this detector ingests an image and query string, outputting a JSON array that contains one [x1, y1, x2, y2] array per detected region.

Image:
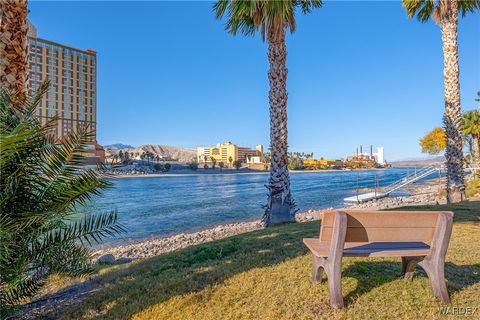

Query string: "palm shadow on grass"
[[37, 221, 320, 319]]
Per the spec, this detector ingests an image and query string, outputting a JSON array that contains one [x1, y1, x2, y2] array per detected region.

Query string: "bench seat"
[[303, 238, 431, 257]]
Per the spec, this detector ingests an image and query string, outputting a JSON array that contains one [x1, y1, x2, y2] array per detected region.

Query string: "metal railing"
[[382, 164, 442, 195]]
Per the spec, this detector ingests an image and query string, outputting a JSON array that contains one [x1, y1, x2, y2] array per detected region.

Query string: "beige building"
[[27, 23, 104, 163], [197, 141, 263, 164]]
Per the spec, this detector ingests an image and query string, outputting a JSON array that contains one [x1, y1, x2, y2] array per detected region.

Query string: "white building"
[[246, 156, 262, 164], [376, 147, 385, 165]]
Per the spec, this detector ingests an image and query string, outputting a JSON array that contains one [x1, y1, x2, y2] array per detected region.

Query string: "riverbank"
[[93, 179, 442, 262], [112, 167, 387, 178]]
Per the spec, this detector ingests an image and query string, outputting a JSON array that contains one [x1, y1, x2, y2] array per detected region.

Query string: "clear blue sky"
[[29, 1, 479, 161]]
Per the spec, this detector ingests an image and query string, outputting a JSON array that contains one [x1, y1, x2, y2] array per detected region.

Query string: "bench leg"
[[419, 257, 450, 304], [325, 261, 344, 309], [401, 256, 424, 280], [310, 255, 344, 308], [311, 255, 324, 284]]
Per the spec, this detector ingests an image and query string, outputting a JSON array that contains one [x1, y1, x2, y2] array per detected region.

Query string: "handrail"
[[382, 165, 441, 194]]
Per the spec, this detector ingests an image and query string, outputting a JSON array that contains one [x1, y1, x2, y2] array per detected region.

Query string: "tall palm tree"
[[213, 0, 322, 226], [463, 109, 480, 166], [0, 0, 29, 102], [402, 0, 479, 203]]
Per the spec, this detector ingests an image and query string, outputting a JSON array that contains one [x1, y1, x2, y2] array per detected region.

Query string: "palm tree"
[[0, 0, 29, 104], [228, 156, 233, 168], [210, 156, 217, 169], [213, 0, 322, 225], [402, 0, 479, 203], [463, 109, 480, 167]]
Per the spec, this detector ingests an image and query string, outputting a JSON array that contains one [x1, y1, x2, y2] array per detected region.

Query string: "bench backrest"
[[320, 210, 453, 243]]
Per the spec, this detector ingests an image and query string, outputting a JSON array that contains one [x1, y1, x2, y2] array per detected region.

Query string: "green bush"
[[0, 83, 125, 317], [164, 163, 171, 172], [288, 163, 305, 170], [187, 161, 198, 171], [154, 163, 163, 171]]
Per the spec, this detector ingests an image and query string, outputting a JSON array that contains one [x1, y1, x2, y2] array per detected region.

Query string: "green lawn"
[[44, 202, 480, 319], [466, 178, 480, 198]]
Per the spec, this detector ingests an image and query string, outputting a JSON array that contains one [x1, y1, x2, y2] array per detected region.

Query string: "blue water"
[[82, 168, 433, 244]]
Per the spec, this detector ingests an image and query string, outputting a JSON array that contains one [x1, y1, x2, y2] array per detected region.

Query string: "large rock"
[[97, 254, 115, 264]]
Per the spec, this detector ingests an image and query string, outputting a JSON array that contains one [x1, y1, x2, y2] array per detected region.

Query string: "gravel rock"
[[115, 257, 133, 264], [93, 220, 263, 261]]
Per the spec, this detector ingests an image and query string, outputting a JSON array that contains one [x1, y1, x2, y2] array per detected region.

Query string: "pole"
[[356, 172, 359, 203]]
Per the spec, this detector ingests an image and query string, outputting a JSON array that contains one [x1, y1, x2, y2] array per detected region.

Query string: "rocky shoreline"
[[94, 180, 443, 263]]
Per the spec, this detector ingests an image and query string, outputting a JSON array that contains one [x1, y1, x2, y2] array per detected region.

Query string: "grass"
[[466, 178, 480, 198], [41, 201, 480, 320]]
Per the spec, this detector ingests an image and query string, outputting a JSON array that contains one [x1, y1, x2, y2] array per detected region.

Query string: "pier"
[[344, 165, 441, 203]]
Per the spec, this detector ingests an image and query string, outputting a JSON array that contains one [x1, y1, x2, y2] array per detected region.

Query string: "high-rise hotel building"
[[27, 23, 104, 163]]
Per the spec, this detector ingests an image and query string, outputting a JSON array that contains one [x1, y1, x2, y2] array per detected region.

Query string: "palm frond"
[[1, 83, 125, 312], [36, 211, 125, 250], [0, 276, 46, 306], [402, 0, 479, 22], [213, 0, 321, 42]]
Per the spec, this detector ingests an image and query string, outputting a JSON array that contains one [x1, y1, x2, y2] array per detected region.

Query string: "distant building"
[[197, 141, 263, 164], [26, 22, 104, 163], [347, 145, 386, 166]]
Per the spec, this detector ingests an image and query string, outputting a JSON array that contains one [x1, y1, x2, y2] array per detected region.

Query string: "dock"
[[344, 164, 442, 204], [344, 192, 387, 203]]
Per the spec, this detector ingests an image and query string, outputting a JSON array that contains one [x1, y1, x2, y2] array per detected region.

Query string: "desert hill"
[[105, 144, 196, 163]]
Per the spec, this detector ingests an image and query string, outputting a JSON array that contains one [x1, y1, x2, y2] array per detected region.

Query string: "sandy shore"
[[93, 178, 443, 263]]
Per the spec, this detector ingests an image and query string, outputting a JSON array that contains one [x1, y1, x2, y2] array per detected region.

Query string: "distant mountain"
[[391, 156, 444, 167], [104, 143, 134, 150], [106, 144, 196, 163]]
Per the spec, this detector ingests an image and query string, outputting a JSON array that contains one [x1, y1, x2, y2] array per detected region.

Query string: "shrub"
[[164, 163, 171, 172], [288, 163, 304, 170], [154, 163, 163, 171], [233, 160, 242, 170], [0, 83, 125, 316]]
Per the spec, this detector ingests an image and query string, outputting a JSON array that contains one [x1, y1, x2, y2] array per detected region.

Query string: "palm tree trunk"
[[441, 0, 465, 203], [0, 0, 29, 103], [473, 133, 480, 169], [262, 28, 295, 226]]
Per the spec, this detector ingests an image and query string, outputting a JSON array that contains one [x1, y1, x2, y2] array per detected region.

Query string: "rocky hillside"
[[390, 156, 444, 167], [103, 143, 134, 150], [106, 144, 196, 163]]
